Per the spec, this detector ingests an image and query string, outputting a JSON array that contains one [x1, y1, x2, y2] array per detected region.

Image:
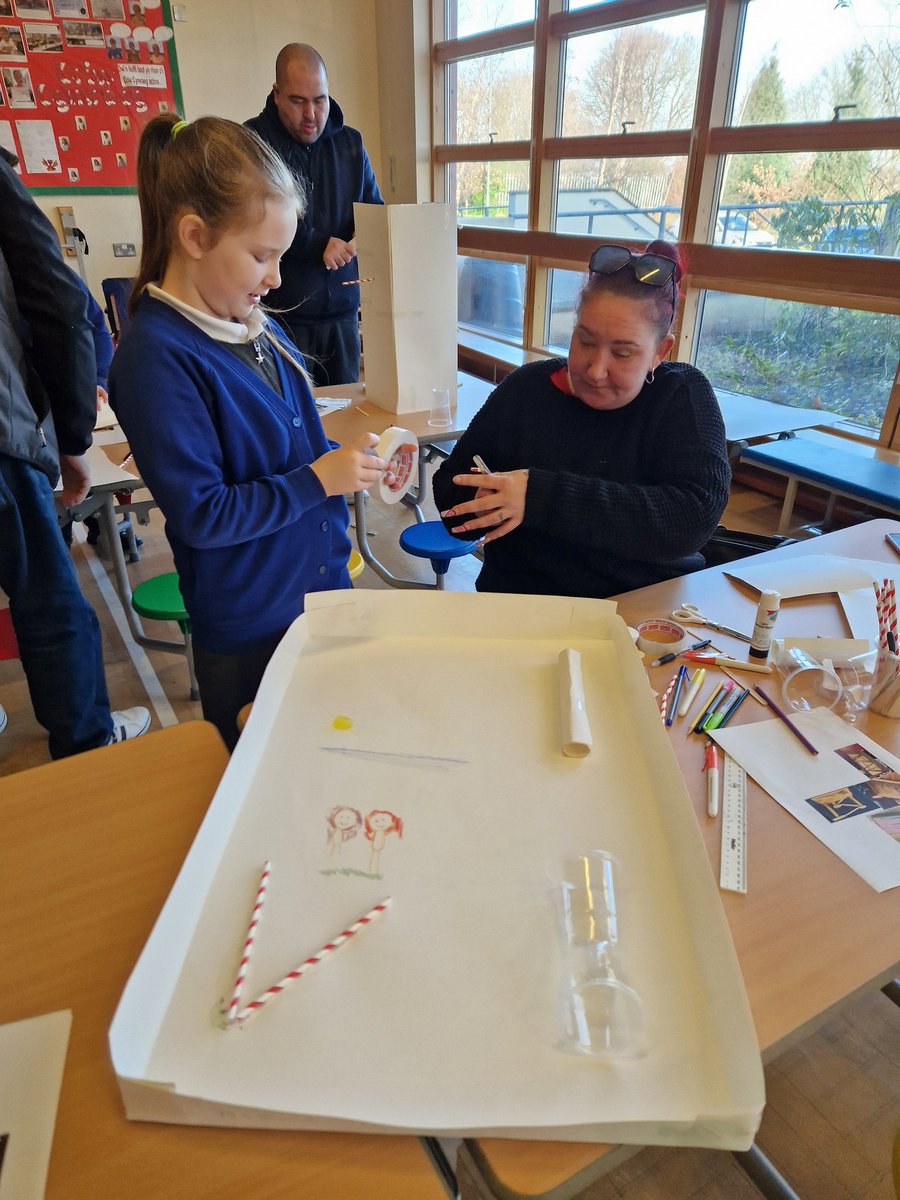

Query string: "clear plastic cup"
[[553, 852, 646, 1060], [777, 647, 842, 714], [428, 386, 452, 428]]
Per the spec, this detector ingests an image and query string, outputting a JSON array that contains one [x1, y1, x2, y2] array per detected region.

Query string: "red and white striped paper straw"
[[225, 860, 271, 1024], [236, 897, 393, 1023], [658, 673, 678, 723], [884, 579, 897, 646], [874, 582, 884, 649]]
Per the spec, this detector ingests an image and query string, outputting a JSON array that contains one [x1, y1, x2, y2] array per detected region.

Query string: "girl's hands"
[[311, 432, 388, 497], [440, 469, 529, 544]]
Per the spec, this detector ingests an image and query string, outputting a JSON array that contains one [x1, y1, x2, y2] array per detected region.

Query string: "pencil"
[[697, 680, 735, 733], [341, 277, 374, 285], [754, 685, 819, 755]]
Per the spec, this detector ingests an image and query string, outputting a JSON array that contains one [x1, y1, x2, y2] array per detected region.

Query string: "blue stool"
[[398, 521, 478, 589]]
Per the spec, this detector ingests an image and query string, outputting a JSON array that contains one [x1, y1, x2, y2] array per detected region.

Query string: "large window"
[[435, 0, 900, 447]]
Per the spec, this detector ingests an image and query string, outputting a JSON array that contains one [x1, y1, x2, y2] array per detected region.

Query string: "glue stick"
[[749, 589, 781, 660]]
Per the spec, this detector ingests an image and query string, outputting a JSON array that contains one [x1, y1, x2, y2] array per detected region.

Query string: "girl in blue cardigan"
[[109, 114, 386, 748]]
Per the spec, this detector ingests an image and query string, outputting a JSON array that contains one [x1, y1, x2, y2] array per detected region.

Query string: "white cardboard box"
[[110, 591, 764, 1147], [354, 202, 457, 415]]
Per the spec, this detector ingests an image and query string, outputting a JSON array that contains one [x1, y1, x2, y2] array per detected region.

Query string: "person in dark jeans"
[[0, 146, 149, 755]]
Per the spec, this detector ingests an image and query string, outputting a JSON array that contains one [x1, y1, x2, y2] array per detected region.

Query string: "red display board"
[[0, 0, 182, 192]]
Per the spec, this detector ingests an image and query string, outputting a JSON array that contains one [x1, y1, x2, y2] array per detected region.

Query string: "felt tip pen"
[[665, 664, 688, 726], [650, 638, 711, 669], [677, 666, 706, 718], [681, 653, 773, 674], [717, 687, 750, 728], [698, 680, 736, 733], [689, 683, 725, 734], [704, 741, 719, 818]]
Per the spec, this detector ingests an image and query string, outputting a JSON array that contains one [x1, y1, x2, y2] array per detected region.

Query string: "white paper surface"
[[0, 1011, 71, 1200], [726, 553, 899, 599], [711, 708, 900, 891], [111, 592, 763, 1147]]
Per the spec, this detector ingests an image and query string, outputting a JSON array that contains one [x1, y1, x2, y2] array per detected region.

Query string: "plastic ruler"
[[719, 754, 747, 894]]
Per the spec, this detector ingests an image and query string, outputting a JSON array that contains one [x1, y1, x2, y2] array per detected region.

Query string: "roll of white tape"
[[375, 427, 418, 505], [635, 618, 691, 657]]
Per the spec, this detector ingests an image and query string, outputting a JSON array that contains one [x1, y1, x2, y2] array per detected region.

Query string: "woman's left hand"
[[440, 469, 528, 543]]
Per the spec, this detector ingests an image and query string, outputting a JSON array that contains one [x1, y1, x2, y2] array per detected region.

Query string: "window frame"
[[432, 0, 900, 448]]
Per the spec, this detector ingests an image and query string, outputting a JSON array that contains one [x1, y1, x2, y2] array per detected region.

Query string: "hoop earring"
[[646, 368, 655, 385]]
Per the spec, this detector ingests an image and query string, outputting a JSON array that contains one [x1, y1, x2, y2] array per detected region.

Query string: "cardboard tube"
[[559, 648, 593, 758]]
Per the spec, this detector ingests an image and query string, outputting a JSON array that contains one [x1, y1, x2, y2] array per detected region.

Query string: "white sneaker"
[[108, 706, 151, 744], [0, 704, 7, 735]]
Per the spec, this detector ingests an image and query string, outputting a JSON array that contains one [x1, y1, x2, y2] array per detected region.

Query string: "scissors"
[[671, 603, 753, 643]]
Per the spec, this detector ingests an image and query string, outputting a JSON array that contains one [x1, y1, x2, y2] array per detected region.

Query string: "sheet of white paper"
[[314, 398, 353, 416], [112, 592, 763, 1147], [839, 588, 882, 643], [0, 1011, 71, 1200], [726, 554, 899, 599], [94, 399, 118, 430], [711, 709, 900, 891]]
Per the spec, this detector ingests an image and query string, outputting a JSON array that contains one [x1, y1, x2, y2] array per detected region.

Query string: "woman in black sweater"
[[433, 242, 730, 597]]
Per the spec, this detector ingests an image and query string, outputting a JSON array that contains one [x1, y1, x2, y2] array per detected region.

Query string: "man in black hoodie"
[[246, 43, 383, 387]]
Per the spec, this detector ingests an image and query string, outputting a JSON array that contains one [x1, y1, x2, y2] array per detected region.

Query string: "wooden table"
[[464, 518, 900, 1200], [318, 372, 492, 586], [0, 721, 446, 1200]]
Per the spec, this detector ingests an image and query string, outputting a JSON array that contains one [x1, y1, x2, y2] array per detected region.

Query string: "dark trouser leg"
[[282, 317, 361, 388], [0, 456, 113, 758], [192, 632, 285, 752]]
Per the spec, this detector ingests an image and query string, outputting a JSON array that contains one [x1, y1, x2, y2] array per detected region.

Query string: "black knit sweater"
[[432, 359, 730, 597]]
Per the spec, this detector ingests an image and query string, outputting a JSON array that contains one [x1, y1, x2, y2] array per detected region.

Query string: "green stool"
[[131, 572, 200, 700]]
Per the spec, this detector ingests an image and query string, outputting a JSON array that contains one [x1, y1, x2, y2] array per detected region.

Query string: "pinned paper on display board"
[[353, 202, 457, 416]]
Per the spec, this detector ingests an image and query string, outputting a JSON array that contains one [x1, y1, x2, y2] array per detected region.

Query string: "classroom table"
[[714, 388, 841, 461], [318, 371, 493, 586], [461, 518, 900, 1200], [0, 721, 447, 1200]]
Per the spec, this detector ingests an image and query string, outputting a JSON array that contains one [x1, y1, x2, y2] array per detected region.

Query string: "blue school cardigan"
[[109, 295, 351, 652]]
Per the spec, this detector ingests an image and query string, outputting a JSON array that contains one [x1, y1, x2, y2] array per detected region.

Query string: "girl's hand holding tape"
[[310, 432, 389, 496], [441, 469, 529, 544]]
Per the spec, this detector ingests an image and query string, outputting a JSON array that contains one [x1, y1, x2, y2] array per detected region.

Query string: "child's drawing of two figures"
[[326, 806, 403, 876]]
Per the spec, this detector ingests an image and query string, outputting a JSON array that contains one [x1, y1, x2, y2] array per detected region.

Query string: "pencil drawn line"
[[320, 746, 467, 769]]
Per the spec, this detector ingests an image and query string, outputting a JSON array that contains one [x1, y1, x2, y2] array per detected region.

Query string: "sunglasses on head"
[[588, 244, 677, 288]]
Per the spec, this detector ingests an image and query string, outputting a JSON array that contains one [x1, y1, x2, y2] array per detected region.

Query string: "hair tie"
[[171, 119, 190, 139]]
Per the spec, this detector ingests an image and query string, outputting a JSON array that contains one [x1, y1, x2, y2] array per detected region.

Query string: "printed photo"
[[67, 164, 78, 181], [52, 0, 89, 15], [99, 127, 110, 143], [57, 133, 68, 149], [24, 21, 63, 51], [0, 24, 26, 57], [62, 18, 103, 46], [834, 744, 897, 779], [1, 66, 34, 106], [870, 807, 900, 842], [0, 0, 12, 15], [114, 150, 125, 166], [73, 113, 85, 129], [90, 0, 123, 16], [805, 782, 881, 824], [118, 113, 128, 130], [14, 0, 52, 16], [90, 153, 100, 169]]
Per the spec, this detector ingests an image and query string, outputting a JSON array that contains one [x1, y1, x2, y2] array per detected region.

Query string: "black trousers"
[[282, 315, 360, 388], [193, 632, 285, 752]]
